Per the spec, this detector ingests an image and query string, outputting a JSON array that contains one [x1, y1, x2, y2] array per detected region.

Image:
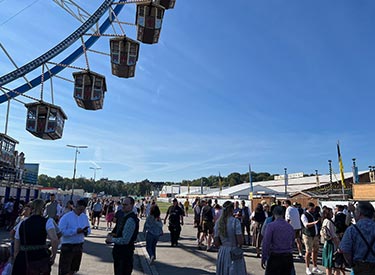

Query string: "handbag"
[[230, 247, 244, 261], [230, 219, 244, 261], [333, 250, 346, 267]]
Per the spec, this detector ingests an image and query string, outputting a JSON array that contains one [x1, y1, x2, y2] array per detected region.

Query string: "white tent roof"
[[206, 171, 367, 197]]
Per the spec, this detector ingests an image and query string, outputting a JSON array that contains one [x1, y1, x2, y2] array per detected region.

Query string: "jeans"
[[146, 232, 159, 258]]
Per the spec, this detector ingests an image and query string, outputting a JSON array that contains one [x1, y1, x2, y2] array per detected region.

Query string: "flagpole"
[[219, 172, 222, 197], [249, 164, 253, 211]]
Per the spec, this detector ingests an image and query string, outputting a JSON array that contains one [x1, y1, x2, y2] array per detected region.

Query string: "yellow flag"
[[337, 142, 346, 188]]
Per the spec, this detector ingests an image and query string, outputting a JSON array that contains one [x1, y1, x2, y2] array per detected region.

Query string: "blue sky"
[[0, 0, 375, 182]]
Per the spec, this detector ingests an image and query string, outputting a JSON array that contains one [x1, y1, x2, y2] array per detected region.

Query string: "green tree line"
[[38, 171, 276, 197]]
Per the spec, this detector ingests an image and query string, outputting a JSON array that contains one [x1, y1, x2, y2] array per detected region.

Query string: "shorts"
[[294, 229, 302, 239], [59, 243, 83, 275], [202, 221, 214, 235], [93, 211, 102, 218], [302, 235, 320, 253]]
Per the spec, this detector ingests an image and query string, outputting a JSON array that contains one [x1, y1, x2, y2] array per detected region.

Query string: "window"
[[111, 40, 120, 64], [127, 43, 138, 65], [74, 75, 84, 98]]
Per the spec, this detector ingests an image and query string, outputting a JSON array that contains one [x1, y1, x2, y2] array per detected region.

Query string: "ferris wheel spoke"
[[53, 0, 99, 34], [46, 61, 87, 71], [0, 0, 116, 88], [0, 43, 32, 88], [53, 0, 92, 22], [1, 86, 42, 103], [109, 7, 125, 35], [0, 1, 125, 104], [53, 74, 75, 84], [113, 0, 152, 4], [87, 48, 111, 56]]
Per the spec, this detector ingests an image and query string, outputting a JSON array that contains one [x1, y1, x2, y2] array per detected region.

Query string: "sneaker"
[[312, 267, 323, 274], [306, 267, 312, 275]]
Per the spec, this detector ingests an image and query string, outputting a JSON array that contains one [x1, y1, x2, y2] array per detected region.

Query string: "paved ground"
[[0, 215, 328, 275]]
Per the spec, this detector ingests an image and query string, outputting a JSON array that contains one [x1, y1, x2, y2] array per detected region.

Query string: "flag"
[[337, 142, 346, 188], [219, 172, 222, 191]]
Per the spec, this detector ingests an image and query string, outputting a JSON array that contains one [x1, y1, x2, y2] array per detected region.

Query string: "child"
[[0, 244, 11, 275]]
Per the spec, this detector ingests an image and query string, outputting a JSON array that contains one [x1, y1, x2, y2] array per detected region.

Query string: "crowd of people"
[[0, 194, 92, 275], [0, 195, 374, 275], [179, 198, 375, 275], [0, 194, 146, 275]]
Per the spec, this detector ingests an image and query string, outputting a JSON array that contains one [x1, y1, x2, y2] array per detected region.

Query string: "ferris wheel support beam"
[[53, 0, 92, 23], [0, 0, 126, 104], [53, 0, 98, 33]]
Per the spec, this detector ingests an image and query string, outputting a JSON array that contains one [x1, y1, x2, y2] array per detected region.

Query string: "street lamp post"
[[67, 145, 88, 200], [328, 160, 333, 193], [284, 168, 288, 196], [89, 167, 101, 182]]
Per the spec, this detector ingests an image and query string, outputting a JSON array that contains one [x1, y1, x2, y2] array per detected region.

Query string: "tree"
[[227, 172, 241, 186]]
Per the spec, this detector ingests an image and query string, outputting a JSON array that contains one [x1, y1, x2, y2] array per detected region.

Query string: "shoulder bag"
[[320, 220, 332, 241], [230, 218, 244, 261]]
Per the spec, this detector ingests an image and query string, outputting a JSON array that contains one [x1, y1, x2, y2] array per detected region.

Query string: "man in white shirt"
[[58, 199, 91, 275], [92, 199, 103, 229], [284, 200, 303, 258], [301, 202, 323, 275]]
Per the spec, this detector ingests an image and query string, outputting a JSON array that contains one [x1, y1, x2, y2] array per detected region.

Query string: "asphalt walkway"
[[0, 215, 324, 275]]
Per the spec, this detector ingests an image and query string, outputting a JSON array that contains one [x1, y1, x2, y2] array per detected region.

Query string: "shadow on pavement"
[[154, 261, 216, 275]]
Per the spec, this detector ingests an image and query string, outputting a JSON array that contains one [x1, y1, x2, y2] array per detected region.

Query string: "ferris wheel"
[[0, 0, 176, 179]]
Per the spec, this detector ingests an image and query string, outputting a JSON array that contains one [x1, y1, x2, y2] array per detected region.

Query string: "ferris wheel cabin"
[[136, 4, 165, 44], [25, 102, 67, 140], [110, 37, 140, 78], [0, 133, 18, 166], [156, 0, 176, 9], [73, 71, 107, 110]]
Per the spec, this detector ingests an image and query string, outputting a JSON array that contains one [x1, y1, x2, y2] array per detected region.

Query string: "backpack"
[[320, 224, 332, 241], [334, 213, 347, 234], [202, 206, 213, 222]]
